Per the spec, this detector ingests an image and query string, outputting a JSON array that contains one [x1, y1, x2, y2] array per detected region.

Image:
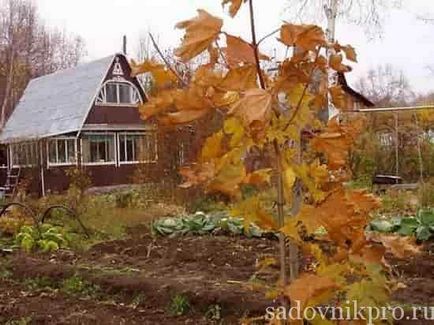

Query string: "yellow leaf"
[[222, 0, 244, 17], [175, 10, 223, 61], [223, 117, 244, 147], [281, 218, 302, 242], [231, 196, 277, 230], [201, 131, 224, 162]]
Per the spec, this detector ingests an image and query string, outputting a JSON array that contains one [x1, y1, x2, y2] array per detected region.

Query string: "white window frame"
[[47, 137, 78, 168], [81, 133, 117, 166], [117, 131, 158, 165], [9, 142, 38, 168], [95, 80, 142, 107], [378, 132, 393, 147]]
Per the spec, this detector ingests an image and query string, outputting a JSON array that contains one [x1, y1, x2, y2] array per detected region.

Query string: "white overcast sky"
[[35, 0, 434, 94]]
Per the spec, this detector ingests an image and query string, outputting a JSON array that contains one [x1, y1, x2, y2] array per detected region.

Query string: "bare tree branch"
[[248, 0, 266, 89], [148, 32, 187, 87]]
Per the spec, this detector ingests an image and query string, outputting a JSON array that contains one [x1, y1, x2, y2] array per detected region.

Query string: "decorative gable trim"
[[77, 54, 117, 138]]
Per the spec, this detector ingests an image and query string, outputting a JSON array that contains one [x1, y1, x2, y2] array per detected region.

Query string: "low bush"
[[369, 208, 434, 241]]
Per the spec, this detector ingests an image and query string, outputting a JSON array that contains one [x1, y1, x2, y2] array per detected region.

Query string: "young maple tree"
[[132, 0, 419, 321]]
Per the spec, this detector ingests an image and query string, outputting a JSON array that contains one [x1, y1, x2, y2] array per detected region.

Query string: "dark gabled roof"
[[337, 72, 375, 108]]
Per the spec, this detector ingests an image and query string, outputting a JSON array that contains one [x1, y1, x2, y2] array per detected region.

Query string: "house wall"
[[84, 54, 146, 125]]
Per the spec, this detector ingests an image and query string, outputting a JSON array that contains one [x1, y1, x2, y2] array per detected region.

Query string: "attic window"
[[96, 81, 141, 106]]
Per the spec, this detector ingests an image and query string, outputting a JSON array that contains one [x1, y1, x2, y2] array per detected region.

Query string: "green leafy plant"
[[15, 224, 68, 253], [168, 294, 190, 316], [151, 211, 263, 237], [61, 275, 101, 298], [23, 277, 56, 291], [369, 208, 434, 241]]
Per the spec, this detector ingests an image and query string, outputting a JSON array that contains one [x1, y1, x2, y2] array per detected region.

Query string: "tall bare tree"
[[285, 0, 401, 38], [356, 64, 414, 107], [0, 0, 85, 128]]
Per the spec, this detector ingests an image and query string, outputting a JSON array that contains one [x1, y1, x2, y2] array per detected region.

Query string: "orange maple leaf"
[[222, 0, 245, 17], [311, 117, 363, 170], [159, 109, 210, 125], [279, 24, 326, 50], [285, 274, 338, 309], [367, 233, 421, 259], [139, 91, 174, 120], [175, 10, 223, 61], [130, 59, 177, 87], [220, 65, 258, 91], [329, 54, 352, 73], [228, 88, 273, 134], [225, 34, 269, 67], [329, 85, 348, 110]]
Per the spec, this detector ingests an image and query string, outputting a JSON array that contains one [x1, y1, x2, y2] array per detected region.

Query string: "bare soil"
[[0, 230, 432, 324]]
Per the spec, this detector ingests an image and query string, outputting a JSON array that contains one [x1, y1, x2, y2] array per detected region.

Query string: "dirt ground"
[[0, 229, 433, 324]]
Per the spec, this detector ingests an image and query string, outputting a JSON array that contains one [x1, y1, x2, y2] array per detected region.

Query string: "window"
[[118, 132, 157, 163], [96, 81, 141, 105], [82, 134, 116, 164], [378, 132, 393, 147], [10, 142, 38, 167], [48, 138, 77, 166]]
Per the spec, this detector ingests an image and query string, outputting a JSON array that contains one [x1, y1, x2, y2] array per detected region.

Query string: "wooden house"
[[0, 53, 190, 196]]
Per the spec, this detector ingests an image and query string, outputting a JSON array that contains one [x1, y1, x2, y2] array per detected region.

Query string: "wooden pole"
[[394, 112, 399, 176]]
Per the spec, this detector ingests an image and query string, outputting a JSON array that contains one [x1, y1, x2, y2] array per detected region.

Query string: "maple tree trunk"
[[248, 0, 288, 286], [273, 140, 288, 286]]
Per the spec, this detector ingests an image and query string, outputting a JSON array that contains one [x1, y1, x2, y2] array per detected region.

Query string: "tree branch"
[[284, 47, 322, 131], [248, 0, 266, 89], [257, 27, 280, 45], [214, 40, 229, 69], [148, 32, 187, 88]]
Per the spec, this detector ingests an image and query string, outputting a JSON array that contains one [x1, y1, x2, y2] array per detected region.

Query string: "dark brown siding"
[[85, 106, 142, 124], [43, 164, 161, 194]]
